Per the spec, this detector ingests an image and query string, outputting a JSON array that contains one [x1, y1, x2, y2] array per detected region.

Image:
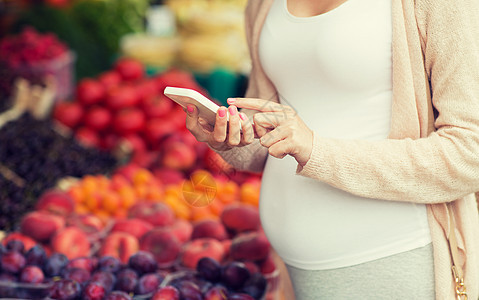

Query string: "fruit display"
[[0, 26, 74, 102]]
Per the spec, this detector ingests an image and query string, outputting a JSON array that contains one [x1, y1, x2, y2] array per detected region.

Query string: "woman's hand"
[[185, 104, 255, 151], [228, 97, 313, 167]]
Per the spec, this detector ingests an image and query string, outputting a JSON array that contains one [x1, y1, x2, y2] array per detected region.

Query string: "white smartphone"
[[164, 86, 220, 126]]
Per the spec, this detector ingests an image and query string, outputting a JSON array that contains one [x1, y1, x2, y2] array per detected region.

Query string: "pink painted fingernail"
[[187, 105, 194, 113], [229, 106, 237, 116], [218, 108, 226, 118], [227, 98, 236, 105], [239, 113, 247, 121]]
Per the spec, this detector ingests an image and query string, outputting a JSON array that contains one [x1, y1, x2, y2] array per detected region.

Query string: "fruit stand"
[[0, 1, 295, 299]]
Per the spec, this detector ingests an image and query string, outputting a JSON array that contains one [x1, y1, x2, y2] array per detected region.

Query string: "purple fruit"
[[128, 251, 157, 275], [91, 270, 116, 292], [221, 262, 250, 290], [204, 286, 229, 300], [115, 268, 138, 293], [63, 267, 91, 284], [20, 265, 44, 283], [44, 253, 69, 277], [1, 251, 26, 274], [49, 279, 82, 300], [177, 281, 202, 300], [83, 281, 106, 300], [136, 273, 161, 295], [105, 290, 132, 300], [229, 293, 255, 300], [152, 286, 180, 299], [5, 240, 24, 253], [0, 244, 6, 255], [197, 257, 221, 282], [66, 256, 95, 273], [0, 272, 16, 282], [242, 272, 267, 300], [25, 245, 47, 266], [98, 256, 122, 273]]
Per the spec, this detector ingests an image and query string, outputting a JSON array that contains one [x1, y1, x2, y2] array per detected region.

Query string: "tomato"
[[53, 101, 84, 129], [114, 57, 144, 82], [76, 79, 105, 106], [106, 85, 140, 110], [141, 95, 173, 119], [75, 127, 100, 148], [113, 108, 146, 136], [83, 106, 112, 131], [98, 70, 122, 90]]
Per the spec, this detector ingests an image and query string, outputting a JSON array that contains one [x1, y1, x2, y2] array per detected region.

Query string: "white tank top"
[[258, 0, 431, 270]]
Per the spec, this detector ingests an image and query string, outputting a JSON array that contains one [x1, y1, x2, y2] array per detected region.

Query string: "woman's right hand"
[[185, 104, 255, 151]]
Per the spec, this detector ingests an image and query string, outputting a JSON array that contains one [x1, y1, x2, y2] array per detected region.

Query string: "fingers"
[[227, 97, 284, 112], [268, 139, 292, 160], [213, 106, 228, 143], [227, 106, 242, 146], [259, 127, 287, 148], [185, 105, 210, 142], [253, 112, 287, 129], [239, 112, 254, 144]]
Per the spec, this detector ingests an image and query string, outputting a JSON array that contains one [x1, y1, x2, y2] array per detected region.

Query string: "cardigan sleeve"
[[297, 0, 479, 204]]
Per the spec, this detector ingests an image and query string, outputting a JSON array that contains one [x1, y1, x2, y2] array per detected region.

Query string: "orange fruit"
[[218, 180, 239, 204], [191, 206, 217, 221], [102, 192, 121, 213], [74, 204, 90, 214], [208, 199, 224, 216], [133, 169, 154, 186], [68, 185, 85, 204], [240, 182, 260, 206], [85, 192, 102, 211], [118, 186, 136, 209]]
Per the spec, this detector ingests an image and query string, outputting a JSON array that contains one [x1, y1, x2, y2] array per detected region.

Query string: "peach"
[[35, 189, 75, 216], [220, 204, 260, 233], [140, 229, 181, 267], [128, 202, 175, 227], [180, 238, 225, 269], [99, 232, 139, 264], [230, 232, 271, 261], [166, 219, 193, 244], [191, 220, 228, 241], [20, 211, 65, 242], [111, 218, 153, 240], [154, 168, 184, 186], [51, 227, 91, 260], [66, 214, 104, 236]]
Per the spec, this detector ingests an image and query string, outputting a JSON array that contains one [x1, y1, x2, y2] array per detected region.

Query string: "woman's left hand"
[[227, 97, 313, 167]]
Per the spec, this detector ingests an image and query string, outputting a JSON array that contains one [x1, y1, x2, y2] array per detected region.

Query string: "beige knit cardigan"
[[216, 0, 479, 298]]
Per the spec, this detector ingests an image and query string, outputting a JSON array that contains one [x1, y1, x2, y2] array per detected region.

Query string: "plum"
[[25, 245, 47, 267], [221, 262, 250, 290], [19, 265, 44, 284], [63, 267, 91, 284], [229, 293, 255, 300], [98, 256, 121, 273], [151, 286, 180, 300], [204, 286, 229, 300], [49, 279, 82, 300], [66, 256, 96, 273], [1, 251, 26, 274], [105, 290, 132, 300], [196, 257, 221, 282], [177, 281, 202, 300], [128, 251, 157, 275], [44, 252, 68, 277], [241, 273, 267, 300], [136, 273, 161, 295], [115, 268, 138, 293], [91, 270, 116, 292], [83, 281, 106, 300]]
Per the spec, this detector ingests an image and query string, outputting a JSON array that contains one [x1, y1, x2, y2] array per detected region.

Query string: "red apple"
[[51, 227, 91, 260], [166, 219, 193, 244], [53, 101, 84, 129], [98, 70, 122, 90], [136, 79, 159, 103], [20, 211, 65, 242]]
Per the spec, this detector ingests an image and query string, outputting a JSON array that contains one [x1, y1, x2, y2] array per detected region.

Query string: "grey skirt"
[[285, 243, 435, 300]]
